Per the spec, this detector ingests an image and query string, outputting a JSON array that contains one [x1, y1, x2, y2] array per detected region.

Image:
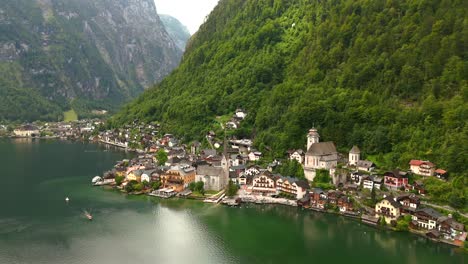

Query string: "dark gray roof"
[[357, 160, 375, 168], [295, 180, 310, 189], [416, 207, 442, 219], [294, 149, 304, 155], [383, 195, 401, 208], [306, 141, 337, 155], [132, 170, 144, 177], [312, 188, 324, 194]]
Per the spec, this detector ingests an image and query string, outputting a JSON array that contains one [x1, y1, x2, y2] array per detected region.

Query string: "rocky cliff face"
[[0, 0, 182, 120], [159, 14, 191, 51]]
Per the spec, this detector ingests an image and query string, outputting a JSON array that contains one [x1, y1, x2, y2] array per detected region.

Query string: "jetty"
[[148, 188, 177, 198]]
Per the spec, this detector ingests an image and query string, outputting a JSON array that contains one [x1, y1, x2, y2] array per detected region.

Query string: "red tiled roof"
[[409, 160, 434, 167], [409, 160, 423, 166], [435, 169, 447, 174]]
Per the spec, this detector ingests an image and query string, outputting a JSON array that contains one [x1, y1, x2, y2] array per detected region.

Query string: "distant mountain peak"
[[159, 14, 191, 51]]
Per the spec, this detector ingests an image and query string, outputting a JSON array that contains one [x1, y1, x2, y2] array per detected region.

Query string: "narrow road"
[[421, 201, 468, 218]]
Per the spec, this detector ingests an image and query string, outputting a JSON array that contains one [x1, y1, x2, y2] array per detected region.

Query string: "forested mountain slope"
[[113, 0, 467, 174], [0, 0, 181, 121]]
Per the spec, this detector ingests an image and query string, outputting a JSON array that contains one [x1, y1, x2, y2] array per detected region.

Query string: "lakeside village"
[[2, 110, 466, 248]]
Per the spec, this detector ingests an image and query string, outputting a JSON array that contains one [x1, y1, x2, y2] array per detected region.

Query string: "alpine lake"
[[0, 138, 464, 264]]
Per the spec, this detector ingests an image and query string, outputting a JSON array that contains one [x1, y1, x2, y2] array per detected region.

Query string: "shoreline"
[[96, 183, 464, 249], [2, 136, 464, 250]]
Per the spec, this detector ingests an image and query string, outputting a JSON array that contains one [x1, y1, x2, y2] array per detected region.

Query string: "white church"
[[303, 128, 338, 181]]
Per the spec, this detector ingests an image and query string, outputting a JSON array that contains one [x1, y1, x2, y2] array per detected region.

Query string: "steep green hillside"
[[159, 14, 191, 51], [113, 0, 467, 174], [0, 0, 181, 121]]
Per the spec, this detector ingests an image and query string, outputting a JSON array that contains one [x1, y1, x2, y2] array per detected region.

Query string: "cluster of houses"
[[8, 120, 100, 139], [225, 109, 247, 130], [286, 128, 448, 194], [298, 188, 355, 214], [375, 194, 466, 244], [95, 124, 464, 246]]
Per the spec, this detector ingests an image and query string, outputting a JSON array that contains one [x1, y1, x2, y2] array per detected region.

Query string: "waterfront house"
[[161, 165, 196, 192], [310, 188, 327, 209], [337, 196, 354, 213], [412, 208, 442, 230], [275, 176, 310, 199], [409, 160, 435, 176], [375, 196, 401, 224], [426, 230, 441, 239], [437, 217, 465, 241], [126, 169, 143, 182], [297, 193, 311, 207], [327, 190, 342, 205], [356, 160, 376, 172], [383, 170, 408, 190], [13, 124, 40, 137], [252, 171, 277, 195]]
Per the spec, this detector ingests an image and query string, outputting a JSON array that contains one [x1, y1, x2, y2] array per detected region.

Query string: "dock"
[[148, 188, 177, 198]]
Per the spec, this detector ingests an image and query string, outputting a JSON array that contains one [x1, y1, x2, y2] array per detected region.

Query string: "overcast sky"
[[154, 0, 219, 34]]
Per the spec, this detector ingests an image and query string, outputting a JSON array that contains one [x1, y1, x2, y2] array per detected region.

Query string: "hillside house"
[[356, 160, 376, 172], [409, 160, 435, 176], [384, 170, 409, 190], [289, 149, 305, 164], [397, 194, 420, 214]]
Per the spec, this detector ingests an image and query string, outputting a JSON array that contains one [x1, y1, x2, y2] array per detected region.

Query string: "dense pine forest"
[[112, 0, 467, 177]]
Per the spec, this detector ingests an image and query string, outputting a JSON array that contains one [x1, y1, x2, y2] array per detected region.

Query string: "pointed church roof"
[[349, 145, 361, 154]]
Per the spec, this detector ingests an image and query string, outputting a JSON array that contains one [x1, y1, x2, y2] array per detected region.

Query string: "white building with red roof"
[[409, 160, 435, 176]]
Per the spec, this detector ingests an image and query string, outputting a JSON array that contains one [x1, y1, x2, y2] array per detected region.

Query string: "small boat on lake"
[[83, 210, 93, 221]]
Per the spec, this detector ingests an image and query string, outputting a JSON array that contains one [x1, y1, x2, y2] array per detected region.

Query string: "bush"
[[152, 181, 161, 190], [226, 180, 239, 197], [395, 215, 412, 231], [115, 175, 125, 185]]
